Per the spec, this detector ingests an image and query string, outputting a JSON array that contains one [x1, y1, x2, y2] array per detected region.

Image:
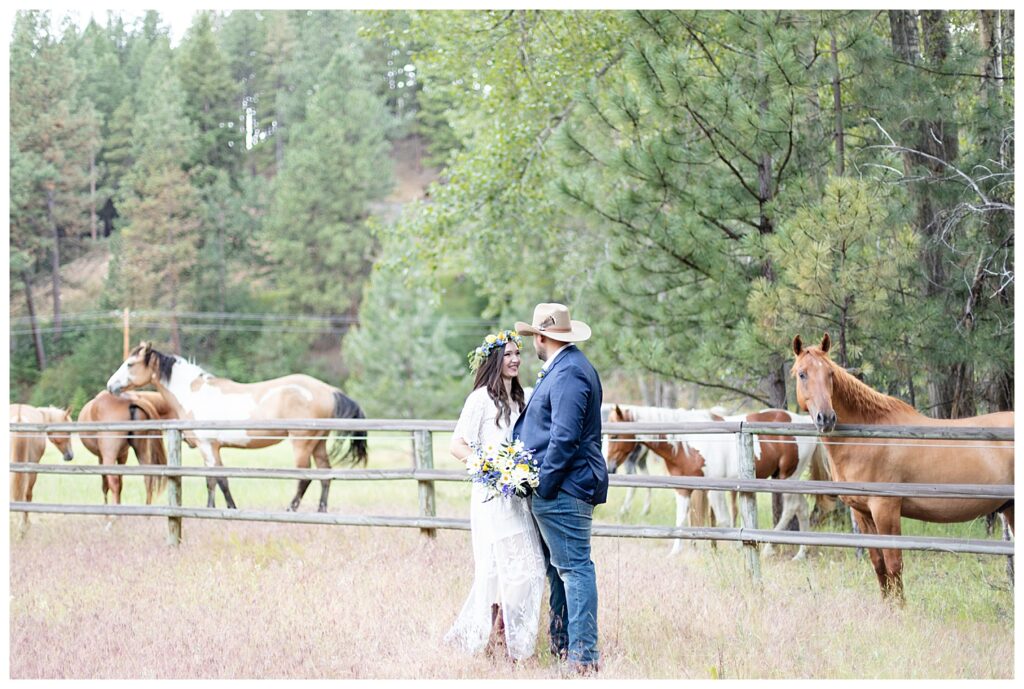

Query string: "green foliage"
[[260, 45, 394, 316], [114, 42, 201, 316], [27, 329, 126, 413], [177, 11, 244, 185], [342, 256, 468, 418], [749, 177, 919, 373]]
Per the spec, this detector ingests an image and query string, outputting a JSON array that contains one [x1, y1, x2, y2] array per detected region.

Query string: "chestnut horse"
[[792, 333, 1014, 601], [78, 390, 173, 507], [10, 404, 74, 535], [107, 342, 367, 512]]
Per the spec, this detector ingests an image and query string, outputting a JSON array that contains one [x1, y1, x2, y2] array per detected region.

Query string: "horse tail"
[[129, 404, 168, 498], [689, 489, 709, 527], [329, 391, 368, 467], [10, 406, 27, 502]]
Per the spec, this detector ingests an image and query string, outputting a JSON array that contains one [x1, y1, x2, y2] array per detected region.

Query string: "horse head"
[[605, 405, 641, 473], [45, 407, 75, 462], [791, 333, 838, 433], [107, 341, 167, 395]]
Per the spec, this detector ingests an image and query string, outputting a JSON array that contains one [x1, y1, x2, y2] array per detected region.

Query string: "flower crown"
[[468, 330, 523, 372]]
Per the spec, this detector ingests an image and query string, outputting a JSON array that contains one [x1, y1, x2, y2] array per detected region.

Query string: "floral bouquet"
[[466, 439, 540, 502]]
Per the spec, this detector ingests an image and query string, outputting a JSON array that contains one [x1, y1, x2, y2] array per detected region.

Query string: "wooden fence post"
[[413, 429, 437, 539], [737, 430, 761, 580], [166, 428, 182, 546]]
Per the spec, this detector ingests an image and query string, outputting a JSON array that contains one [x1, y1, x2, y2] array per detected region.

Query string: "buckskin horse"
[[78, 390, 175, 507], [106, 342, 368, 512], [792, 333, 1013, 602], [10, 404, 74, 535]]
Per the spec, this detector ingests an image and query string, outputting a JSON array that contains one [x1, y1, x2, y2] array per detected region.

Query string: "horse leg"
[[850, 507, 888, 598], [619, 458, 636, 517], [198, 443, 236, 509], [791, 492, 812, 561], [312, 440, 332, 513], [11, 458, 29, 536], [870, 499, 905, 605], [669, 489, 692, 555], [765, 492, 795, 558], [638, 450, 652, 516], [129, 437, 153, 506], [288, 439, 315, 511], [22, 468, 39, 534], [707, 490, 731, 551], [1001, 508, 1014, 585]]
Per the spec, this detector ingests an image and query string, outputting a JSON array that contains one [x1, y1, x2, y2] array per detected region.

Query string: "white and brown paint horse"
[[605, 405, 731, 553], [78, 390, 175, 507], [607, 405, 824, 558], [602, 403, 657, 516], [718, 410, 827, 559], [10, 404, 74, 535], [792, 333, 1014, 602], [106, 342, 368, 512]]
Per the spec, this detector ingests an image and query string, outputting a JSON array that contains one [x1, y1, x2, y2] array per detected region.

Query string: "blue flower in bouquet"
[[466, 439, 539, 502]]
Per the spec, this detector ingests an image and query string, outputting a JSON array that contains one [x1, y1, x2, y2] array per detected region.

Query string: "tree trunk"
[[638, 374, 652, 406], [46, 189, 62, 340], [890, 10, 963, 418], [979, 9, 1012, 414], [979, 10, 1004, 93], [90, 151, 98, 241], [22, 270, 46, 370], [765, 355, 787, 409]]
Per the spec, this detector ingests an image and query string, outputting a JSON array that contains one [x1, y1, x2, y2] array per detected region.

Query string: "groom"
[[513, 303, 608, 674]]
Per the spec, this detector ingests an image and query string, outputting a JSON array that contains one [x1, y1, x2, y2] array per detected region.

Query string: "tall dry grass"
[[9, 514, 1013, 679]]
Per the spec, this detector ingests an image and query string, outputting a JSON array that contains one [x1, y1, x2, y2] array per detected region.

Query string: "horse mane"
[[39, 406, 71, 422], [799, 349, 918, 422], [612, 405, 716, 449]]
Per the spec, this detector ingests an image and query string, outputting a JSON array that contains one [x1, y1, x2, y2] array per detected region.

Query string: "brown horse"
[[792, 333, 1014, 601], [78, 390, 173, 507], [10, 404, 74, 535], [106, 342, 368, 512]]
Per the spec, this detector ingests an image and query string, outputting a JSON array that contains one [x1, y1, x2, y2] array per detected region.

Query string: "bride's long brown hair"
[[473, 343, 526, 427]]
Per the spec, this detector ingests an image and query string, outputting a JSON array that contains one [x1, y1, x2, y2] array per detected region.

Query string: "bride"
[[445, 330, 546, 661]]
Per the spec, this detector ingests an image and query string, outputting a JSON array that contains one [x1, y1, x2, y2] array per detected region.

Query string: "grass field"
[[8, 435, 1015, 679]]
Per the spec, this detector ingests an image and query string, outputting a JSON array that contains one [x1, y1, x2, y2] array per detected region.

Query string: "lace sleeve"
[[453, 389, 485, 446]]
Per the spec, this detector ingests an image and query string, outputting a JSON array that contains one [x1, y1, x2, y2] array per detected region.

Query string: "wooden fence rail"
[[9, 419, 1015, 573], [8, 463, 1014, 500]]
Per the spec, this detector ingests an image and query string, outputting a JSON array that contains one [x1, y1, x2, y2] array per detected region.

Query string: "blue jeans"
[[531, 490, 599, 666]]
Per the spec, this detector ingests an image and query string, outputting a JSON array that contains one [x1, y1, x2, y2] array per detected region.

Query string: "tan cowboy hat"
[[515, 303, 592, 343]]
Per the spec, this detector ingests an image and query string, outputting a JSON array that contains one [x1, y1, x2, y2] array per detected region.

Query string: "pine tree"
[[10, 10, 101, 337], [261, 45, 393, 318], [114, 41, 201, 353], [176, 11, 244, 185]]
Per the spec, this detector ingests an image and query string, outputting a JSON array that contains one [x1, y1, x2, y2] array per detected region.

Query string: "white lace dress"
[[444, 386, 546, 660]]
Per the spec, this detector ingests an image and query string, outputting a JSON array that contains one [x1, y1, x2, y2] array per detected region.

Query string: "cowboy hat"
[[515, 303, 591, 343]]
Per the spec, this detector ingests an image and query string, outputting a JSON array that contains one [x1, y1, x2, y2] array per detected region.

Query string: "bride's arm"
[[450, 437, 472, 463], [451, 389, 482, 463]]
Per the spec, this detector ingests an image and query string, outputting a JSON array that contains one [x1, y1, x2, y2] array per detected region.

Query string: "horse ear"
[[614, 404, 623, 417], [792, 335, 803, 356], [821, 332, 831, 353]]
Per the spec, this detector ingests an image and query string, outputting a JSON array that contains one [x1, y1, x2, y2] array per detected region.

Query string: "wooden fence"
[[9, 418, 1015, 579]]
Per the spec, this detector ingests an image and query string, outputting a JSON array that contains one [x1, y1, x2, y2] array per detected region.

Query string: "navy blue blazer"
[[513, 345, 608, 505]]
